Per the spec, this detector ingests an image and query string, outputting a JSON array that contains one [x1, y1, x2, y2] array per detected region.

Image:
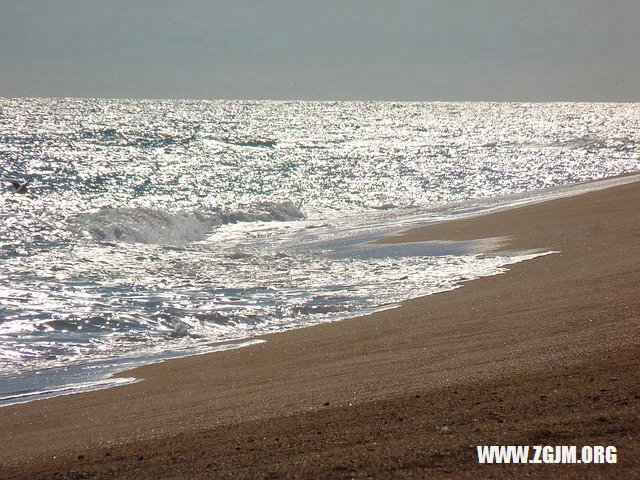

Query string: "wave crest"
[[79, 202, 304, 245]]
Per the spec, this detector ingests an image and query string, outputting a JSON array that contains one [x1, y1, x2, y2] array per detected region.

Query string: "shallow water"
[[1, 99, 639, 405]]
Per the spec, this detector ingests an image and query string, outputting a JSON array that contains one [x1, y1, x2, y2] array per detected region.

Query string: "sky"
[[1, 0, 638, 101]]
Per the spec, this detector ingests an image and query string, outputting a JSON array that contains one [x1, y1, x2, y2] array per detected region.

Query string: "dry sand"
[[1, 179, 639, 479]]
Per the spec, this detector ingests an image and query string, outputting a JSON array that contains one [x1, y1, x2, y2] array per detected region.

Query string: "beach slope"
[[1, 179, 639, 479]]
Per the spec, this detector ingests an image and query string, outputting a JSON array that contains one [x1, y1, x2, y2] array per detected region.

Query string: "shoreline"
[[3, 173, 637, 409], [1, 177, 639, 478]]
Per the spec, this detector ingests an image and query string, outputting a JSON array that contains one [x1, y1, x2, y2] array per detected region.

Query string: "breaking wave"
[[78, 202, 304, 245]]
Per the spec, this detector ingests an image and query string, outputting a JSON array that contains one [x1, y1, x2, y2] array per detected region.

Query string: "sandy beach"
[[1, 178, 639, 479]]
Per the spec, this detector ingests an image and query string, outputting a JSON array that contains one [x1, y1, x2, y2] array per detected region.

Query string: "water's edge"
[[7, 174, 637, 408]]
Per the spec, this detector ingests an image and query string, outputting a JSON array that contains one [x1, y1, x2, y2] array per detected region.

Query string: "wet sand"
[[1, 179, 639, 479]]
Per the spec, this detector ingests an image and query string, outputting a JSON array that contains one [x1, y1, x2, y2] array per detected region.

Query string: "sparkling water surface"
[[1, 99, 639, 404]]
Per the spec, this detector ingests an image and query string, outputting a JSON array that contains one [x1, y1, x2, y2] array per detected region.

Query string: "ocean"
[[1, 99, 639, 405]]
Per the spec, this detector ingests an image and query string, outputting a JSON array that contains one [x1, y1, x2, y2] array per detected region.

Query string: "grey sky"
[[1, 0, 638, 101]]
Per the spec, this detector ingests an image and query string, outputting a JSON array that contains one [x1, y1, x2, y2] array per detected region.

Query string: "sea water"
[[1, 99, 639, 405]]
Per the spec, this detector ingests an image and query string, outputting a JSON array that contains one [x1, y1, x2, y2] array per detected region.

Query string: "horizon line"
[[1, 95, 639, 104]]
